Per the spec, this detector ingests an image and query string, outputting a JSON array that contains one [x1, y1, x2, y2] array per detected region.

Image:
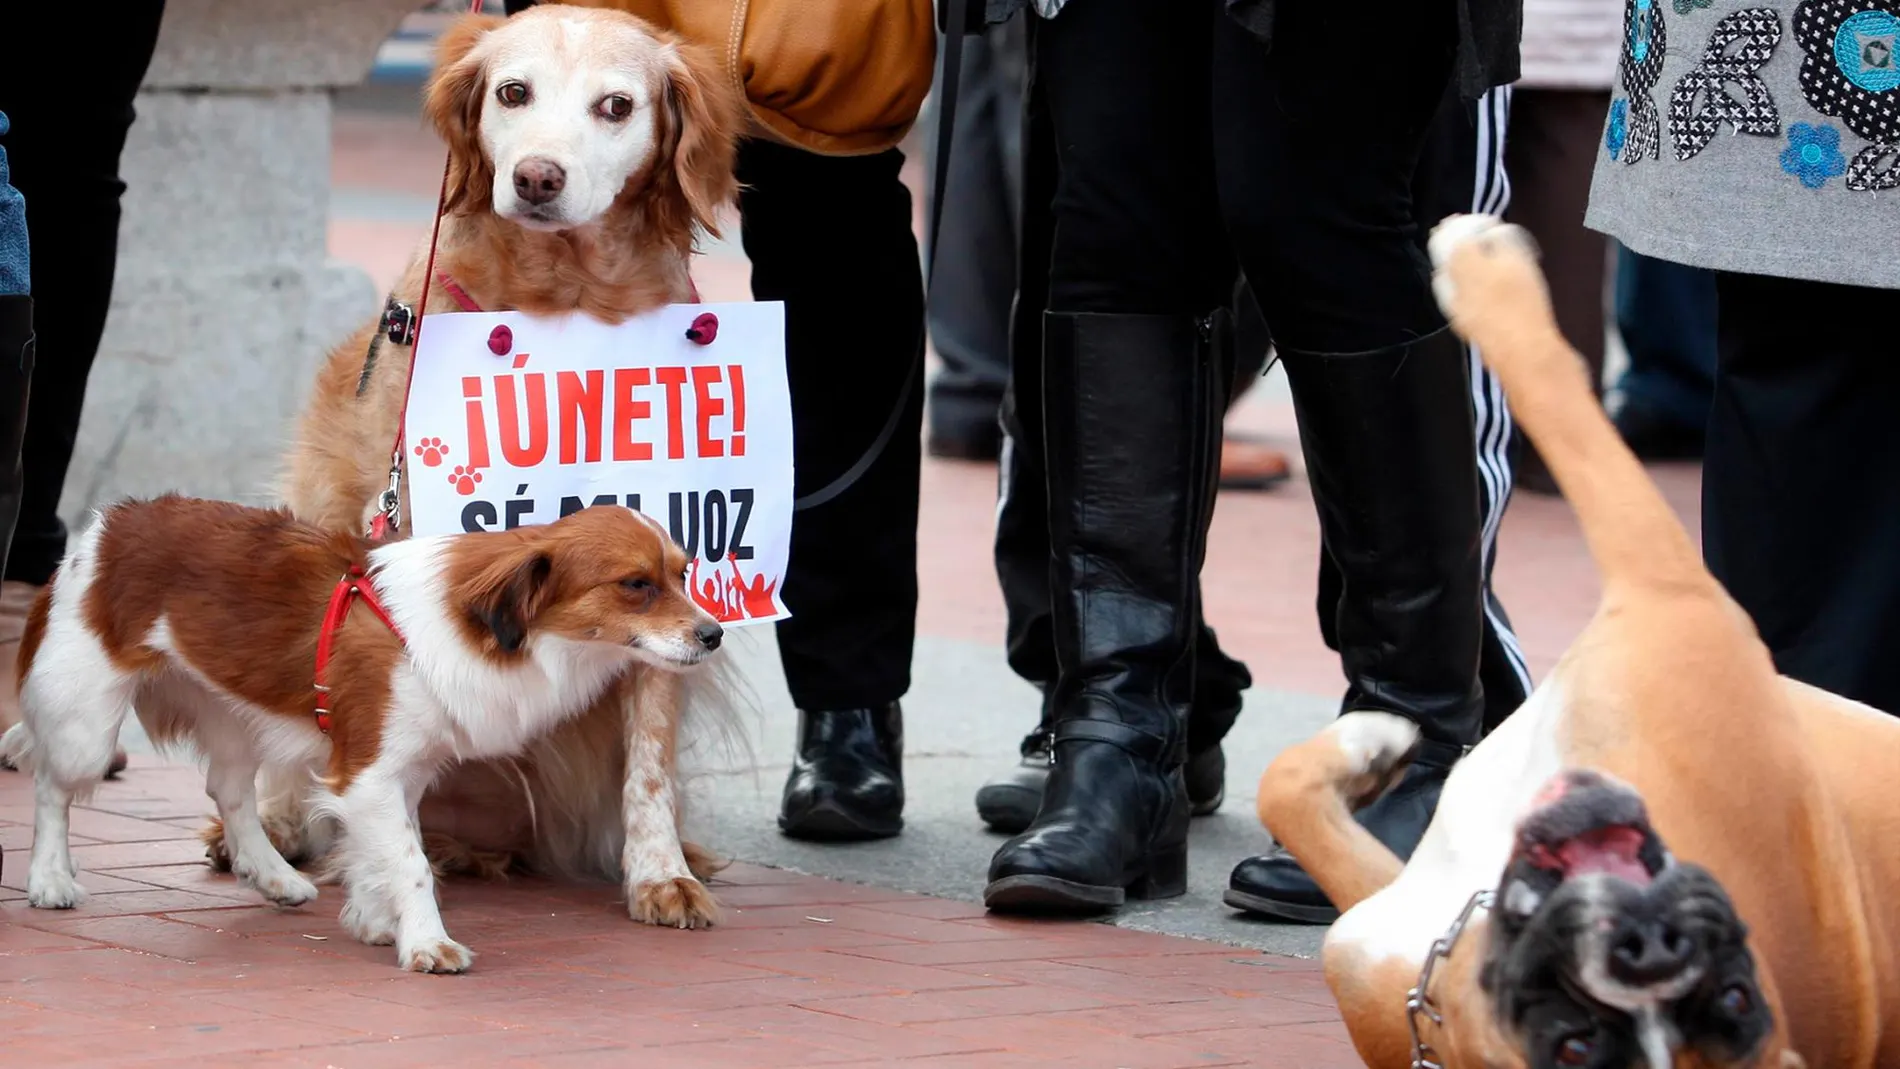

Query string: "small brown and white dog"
[[0, 498, 722, 973], [1258, 216, 1900, 1069], [193, 3, 752, 924]]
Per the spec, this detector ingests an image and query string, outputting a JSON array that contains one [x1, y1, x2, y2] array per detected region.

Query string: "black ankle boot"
[[1225, 328, 1486, 924], [778, 703, 904, 841], [976, 690, 1230, 836], [1225, 736, 1464, 922], [983, 311, 1222, 913]]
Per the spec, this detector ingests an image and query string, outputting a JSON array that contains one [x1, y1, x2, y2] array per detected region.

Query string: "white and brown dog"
[[1, 498, 722, 972], [195, 3, 750, 926], [1258, 216, 1900, 1069]]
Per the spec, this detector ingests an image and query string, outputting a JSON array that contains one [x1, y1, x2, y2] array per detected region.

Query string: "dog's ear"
[[656, 38, 745, 239], [425, 14, 505, 216], [460, 546, 554, 654]]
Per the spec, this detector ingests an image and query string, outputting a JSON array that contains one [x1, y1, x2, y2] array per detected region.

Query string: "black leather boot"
[[777, 703, 904, 841], [975, 628, 1244, 834], [983, 311, 1222, 913], [1224, 328, 1486, 924]]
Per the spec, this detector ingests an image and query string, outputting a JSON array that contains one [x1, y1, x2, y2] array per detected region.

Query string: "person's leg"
[[1705, 272, 1900, 715], [924, 25, 1023, 460], [736, 140, 925, 841], [1313, 82, 1532, 737], [1611, 244, 1718, 458], [983, 0, 1234, 913], [1212, 0, 1490, 924], [1502, 88, 1611, 494], [0, 4, 165, 775], [0, 110, 29, 587], [978, 27, 1247, 833]]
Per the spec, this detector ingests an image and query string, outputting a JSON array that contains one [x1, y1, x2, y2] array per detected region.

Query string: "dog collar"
[[1407, 888, 1495, 1069], [312, 564, 407, 735]]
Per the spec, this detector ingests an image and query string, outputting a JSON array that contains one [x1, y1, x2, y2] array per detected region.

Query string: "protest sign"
[[402, 302, 793, 626]]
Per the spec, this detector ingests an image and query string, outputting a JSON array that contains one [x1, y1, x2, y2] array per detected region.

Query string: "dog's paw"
[[681, 840, 730, 882], [248, 866, 319, 909], [340, 898, 398, 946], [201, 818, 234, 872], [1426, 214, 1554, 350], [399, 936, 474, 974], [629, 875, 719, 929], [1329, 711, 1422, 809], [27, 868, 83, 910]]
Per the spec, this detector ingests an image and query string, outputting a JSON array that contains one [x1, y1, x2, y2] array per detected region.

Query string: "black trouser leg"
[[1706, 272, 1900, 715], [1212, 0, 1490, 923], [924, 21, 1027, 457], [0, 295, 29, 582], [737, 140, 924, 841], [0, 3, 165, 586]]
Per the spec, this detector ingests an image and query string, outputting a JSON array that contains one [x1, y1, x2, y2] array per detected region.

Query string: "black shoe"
[[983, 311, 1224, 915], [778, 703, 904, 841], [1223, 736, 1463, 923], [975, 728, 1226, 835]]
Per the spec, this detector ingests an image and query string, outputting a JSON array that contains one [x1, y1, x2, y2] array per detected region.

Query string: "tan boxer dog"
[[1255, 214, 1900, 1069]]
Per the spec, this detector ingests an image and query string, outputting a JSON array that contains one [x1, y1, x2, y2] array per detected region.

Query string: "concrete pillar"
[[62, 0, 420, 516]]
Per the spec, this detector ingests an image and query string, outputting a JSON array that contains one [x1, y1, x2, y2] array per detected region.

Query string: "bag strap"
[[495, 0, 970, 513], [791, 0, 968, 512]]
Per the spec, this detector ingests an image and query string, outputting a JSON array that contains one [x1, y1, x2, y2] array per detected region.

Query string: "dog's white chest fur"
[[369, 538, 632, 761], [1326, 680, 1568, 966]]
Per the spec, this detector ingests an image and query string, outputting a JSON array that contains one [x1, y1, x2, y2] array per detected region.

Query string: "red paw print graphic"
[[449, 465, 483, 495], [413, 437, 450, 468]]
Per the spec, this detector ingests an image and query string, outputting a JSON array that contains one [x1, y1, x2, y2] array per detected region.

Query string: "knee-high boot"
[[983, 310, 1222, 912], [1225, 327, 1485, 923]]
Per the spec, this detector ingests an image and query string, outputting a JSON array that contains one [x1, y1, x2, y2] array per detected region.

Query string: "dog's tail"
[[1428, 215, 1711, 600], [0, 722, 32, 769], [1255, 712, 1421, 913]]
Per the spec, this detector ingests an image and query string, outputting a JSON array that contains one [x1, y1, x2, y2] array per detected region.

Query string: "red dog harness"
[[312, 564, 407, 735]]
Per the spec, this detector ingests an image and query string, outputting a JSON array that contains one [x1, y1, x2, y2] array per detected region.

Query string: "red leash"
[[312, 565, 408, 734]]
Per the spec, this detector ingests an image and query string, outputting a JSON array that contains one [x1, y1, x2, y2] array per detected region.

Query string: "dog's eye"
[[497, 81, 531, 107], [621, 578, 653, 592], [1719, 984, 1754, 1017], [597, 94, 634, 121], [1552, 1034, 1594, 1067]]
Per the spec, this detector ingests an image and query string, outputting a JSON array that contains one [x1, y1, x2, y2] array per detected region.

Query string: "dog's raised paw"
[[629, 875, 719, 929], [399, 937, 474, 974]]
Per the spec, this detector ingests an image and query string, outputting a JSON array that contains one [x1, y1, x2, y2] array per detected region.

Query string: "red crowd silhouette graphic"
[[690, 553, 781, 622]]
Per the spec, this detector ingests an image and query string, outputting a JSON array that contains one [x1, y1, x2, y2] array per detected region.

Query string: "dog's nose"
[[1607, 915, 1695, 986], [513, 157, 566, 206], [695, 621, 724, 651]]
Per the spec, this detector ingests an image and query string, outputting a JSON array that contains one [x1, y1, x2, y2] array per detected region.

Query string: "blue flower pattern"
[[1606, 99, 1631, 159], [1779, 121, 1849, 186]]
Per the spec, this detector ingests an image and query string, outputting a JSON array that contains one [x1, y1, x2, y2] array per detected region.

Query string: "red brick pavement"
[[3, 761, 1353, 1068]]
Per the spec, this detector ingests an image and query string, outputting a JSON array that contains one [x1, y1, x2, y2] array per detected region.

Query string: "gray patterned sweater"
[[1584, 0, 1900, 288]]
